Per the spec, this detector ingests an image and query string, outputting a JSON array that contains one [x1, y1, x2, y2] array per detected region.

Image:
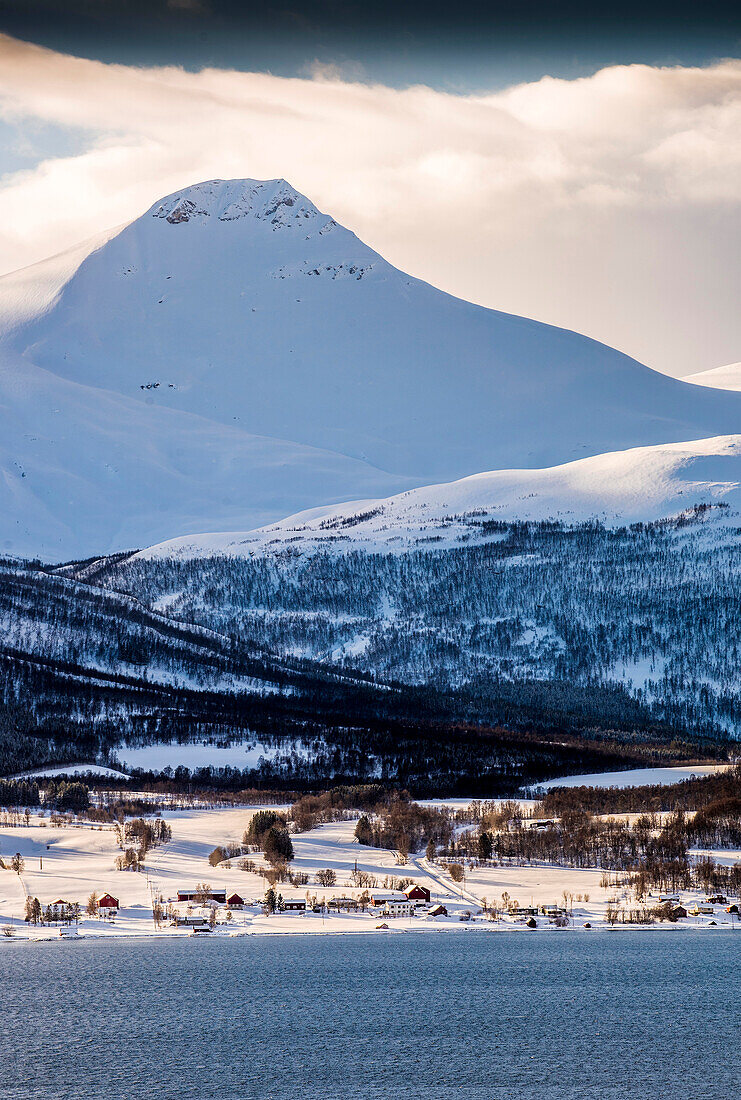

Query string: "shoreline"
[[4, 920, 738, 945]]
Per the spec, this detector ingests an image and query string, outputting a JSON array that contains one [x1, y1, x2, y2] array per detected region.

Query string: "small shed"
[[429, 904, 448, 917]]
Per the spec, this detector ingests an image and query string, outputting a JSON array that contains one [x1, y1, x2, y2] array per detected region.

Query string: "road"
[[409, 854, 483, 909]]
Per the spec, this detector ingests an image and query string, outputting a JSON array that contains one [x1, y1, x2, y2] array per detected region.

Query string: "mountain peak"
[[148, 177, 330, 231]]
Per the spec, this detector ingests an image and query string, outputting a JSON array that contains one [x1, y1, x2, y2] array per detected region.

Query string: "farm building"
[[370, 891, 405, 907], [226, 893, 245, 908], [97, 893, 119, 917], [429, 904, 448, 917], [404, 884, 431, 903], [283, 899, 307, 912], [177, 889, 227, 904]]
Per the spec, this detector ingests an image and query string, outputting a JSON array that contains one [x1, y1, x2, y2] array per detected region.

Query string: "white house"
[[384, 899, 413, 918]]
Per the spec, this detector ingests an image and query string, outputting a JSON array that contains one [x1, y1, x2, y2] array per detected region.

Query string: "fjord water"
[[2, 933, 738, 1099]]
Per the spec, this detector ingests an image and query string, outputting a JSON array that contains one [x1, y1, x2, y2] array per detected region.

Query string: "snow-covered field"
[[530, 764, 732, 792], [113, 740, 312, 773], [0, 807, 736, 942], [14, 764, 130, 781]]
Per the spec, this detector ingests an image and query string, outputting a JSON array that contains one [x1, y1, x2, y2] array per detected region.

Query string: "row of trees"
[[24, 897, 81, 925]]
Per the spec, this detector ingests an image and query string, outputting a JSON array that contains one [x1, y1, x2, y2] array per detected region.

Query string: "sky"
[[0, 2, 739, 377]]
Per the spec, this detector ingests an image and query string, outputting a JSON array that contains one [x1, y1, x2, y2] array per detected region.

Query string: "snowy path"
[[410, 855, 482, 909]]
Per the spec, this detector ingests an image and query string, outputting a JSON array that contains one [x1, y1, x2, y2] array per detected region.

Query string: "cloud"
[[0, 34, 739, 375]]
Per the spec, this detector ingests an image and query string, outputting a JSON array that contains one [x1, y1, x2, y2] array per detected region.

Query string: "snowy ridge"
[[140, 435, 741, 559]]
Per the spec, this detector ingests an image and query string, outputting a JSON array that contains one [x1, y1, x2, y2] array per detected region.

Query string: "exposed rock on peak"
[[150, 178, 327, 231]]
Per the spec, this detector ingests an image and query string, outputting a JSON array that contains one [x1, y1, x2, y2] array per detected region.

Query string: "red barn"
[[404, 884, 431, 903], [98, 893, 119, 915], [226, 893, 245, 908]]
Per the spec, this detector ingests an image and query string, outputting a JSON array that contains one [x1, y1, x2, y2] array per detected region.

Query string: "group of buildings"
[[43, 893, 119, 922], [170, 882, 438, 922]]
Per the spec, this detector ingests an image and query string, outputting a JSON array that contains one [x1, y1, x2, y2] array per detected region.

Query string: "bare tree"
[[194, 882, 212, 906]]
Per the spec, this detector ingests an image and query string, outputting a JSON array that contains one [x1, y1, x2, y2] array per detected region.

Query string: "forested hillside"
[[97, 511, 741, 740], [0, 553, 720, 792]]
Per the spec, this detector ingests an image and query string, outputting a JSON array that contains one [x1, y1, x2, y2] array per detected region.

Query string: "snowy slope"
[[0, 350, 408, 561], [532, 765, 731, 792], [140, 435, 741, 558], [685, 363, 741, 391], [3, 176, 741, 559]]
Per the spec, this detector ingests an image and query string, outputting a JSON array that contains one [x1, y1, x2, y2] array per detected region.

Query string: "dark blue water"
[[2, 932, 739, 1099]]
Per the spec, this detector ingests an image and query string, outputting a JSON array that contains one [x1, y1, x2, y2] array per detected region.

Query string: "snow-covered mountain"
[[685, 363, 741, 391], [2, 176, 741, 560], [140, 435, 741, 558]]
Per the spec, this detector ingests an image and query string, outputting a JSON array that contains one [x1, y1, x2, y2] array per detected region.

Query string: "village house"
[[328, 896, 358, 911], [97, 893, 119, 917], [282, 898, 307, 912], [226, 892, 245, 909], [175, 915, 210, 928], [384, 898, 414, 918], [48, 899, 75, 922], [539, 904, 566, 918]]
